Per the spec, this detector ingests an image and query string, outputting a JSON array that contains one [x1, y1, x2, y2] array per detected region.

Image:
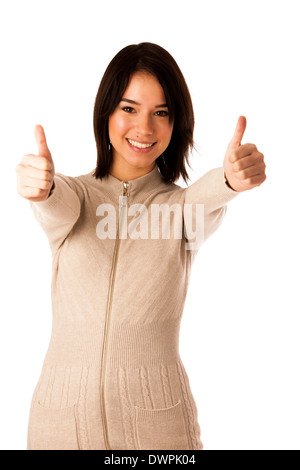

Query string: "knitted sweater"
[[27, 163, 238, 450]]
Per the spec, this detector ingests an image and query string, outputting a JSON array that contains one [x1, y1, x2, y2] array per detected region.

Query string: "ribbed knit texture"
[[27, 163, 238, 450]]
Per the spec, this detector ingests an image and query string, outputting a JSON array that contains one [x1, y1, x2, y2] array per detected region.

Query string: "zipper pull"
[[118, 182, 128, 239], [121, 182, 129, 206]]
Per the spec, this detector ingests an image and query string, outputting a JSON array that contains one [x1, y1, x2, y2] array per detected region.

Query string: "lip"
[[127, 138, 156, 145], [126, 138, 157, 153]]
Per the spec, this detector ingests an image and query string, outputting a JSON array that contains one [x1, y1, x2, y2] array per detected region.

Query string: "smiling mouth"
[[126, 138, 157, 149]]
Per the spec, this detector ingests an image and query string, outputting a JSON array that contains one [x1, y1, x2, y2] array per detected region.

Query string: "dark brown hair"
[[93, 42, 195, 184]]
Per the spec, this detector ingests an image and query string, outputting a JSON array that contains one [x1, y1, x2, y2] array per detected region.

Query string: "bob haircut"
[[93, 42, 195, 184]]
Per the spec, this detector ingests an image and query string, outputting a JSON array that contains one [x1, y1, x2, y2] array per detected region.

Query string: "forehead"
[[123, 71, 166, 101]]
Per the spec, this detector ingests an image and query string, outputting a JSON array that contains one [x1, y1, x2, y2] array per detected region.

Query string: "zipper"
[[100, 181, 129, 450]]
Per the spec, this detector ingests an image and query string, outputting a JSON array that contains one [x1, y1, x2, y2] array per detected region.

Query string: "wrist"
[[224, 172, 237, 192], [48, 181, 55, 198]]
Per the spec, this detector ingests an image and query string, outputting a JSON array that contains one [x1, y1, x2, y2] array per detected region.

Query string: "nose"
[[135, 113, 154, 136]]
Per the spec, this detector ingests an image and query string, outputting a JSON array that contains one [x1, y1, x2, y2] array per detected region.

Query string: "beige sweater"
[[27, 163, 238, 450]]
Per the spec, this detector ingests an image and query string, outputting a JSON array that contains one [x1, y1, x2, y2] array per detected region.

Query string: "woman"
[[16, 42, 266, 450]]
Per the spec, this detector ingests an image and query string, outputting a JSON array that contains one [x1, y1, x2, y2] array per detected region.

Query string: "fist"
[[16, 125, 55, 201], [223, 116, 266, 192]]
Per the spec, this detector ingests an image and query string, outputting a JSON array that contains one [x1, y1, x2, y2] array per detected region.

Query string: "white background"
[[1, 0, 299, 450]]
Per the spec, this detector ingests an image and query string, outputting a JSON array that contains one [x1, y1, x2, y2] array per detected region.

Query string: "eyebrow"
[[121, 98, 168, 108]]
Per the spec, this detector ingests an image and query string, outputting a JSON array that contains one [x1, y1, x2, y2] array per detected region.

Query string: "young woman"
[[16, 42, 266, 450]]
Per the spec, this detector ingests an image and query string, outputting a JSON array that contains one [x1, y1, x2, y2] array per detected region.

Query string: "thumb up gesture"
[[223, 116, 266, 192], [16, 125, 55, 201]]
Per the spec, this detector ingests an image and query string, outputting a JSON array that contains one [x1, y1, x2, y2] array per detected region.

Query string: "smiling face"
[[108, 71, 174, 181]]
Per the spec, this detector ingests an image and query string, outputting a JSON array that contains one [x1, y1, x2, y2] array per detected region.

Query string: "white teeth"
[[128, 139, 155, 149]]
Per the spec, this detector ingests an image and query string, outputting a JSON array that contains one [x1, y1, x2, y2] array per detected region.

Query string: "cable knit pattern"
[[118, 367, 136, 450], [46, 365, 56, 407], [160, 363, 173, 408], [176, 360, 198, 450], [77, 367, 90, 450], [60, 366, 71, 408], [32, 365, 86, 409], [140, 366, 153, 409], [27, 164, 239, 449]]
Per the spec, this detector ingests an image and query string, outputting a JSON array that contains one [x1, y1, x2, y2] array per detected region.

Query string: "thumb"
[[34, 124, 52, 159], [227, 115, 247, 150]]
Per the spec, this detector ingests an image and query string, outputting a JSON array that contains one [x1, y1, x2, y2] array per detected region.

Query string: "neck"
[[109, 160, 156, 182]]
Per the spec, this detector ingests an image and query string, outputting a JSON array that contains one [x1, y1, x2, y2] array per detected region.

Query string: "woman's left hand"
[[223, 116, 267, 192]]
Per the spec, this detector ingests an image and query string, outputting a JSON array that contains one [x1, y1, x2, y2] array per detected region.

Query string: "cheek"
[[109, 114, 129, 138]]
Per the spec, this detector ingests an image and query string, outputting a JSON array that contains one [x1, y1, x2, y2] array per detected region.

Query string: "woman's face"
[[108, 71, 174, 178]]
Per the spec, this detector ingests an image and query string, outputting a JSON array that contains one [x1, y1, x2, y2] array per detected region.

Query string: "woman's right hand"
[[16, 125, 55, 201]]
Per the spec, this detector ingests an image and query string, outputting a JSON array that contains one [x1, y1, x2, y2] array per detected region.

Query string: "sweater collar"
[[90, 163, 164, 199]]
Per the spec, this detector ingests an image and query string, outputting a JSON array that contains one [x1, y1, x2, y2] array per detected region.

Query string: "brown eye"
[[122, 107, 134, 113], [156, 111, 168, 117]]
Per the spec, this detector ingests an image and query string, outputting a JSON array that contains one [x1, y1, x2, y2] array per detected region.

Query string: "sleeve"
[[183, 166, 239, 251], [29, 172, 83, 255]]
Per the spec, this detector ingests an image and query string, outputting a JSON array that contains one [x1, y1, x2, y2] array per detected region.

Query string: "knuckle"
[[231, 150, 239, 160], [240, 169, 247, 180], [44, 169, 50, 178], [258, 179, 264, 186], [22, 154, 32, 163], [34, 187, 44, 197], [244, 143, 257, 150], [41, 180, 50, 190], [41, 157, 51, 171]]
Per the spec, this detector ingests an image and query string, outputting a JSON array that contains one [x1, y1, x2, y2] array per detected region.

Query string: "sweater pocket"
[[27, 401, 80, 450], [134, 400, 190, 450]]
